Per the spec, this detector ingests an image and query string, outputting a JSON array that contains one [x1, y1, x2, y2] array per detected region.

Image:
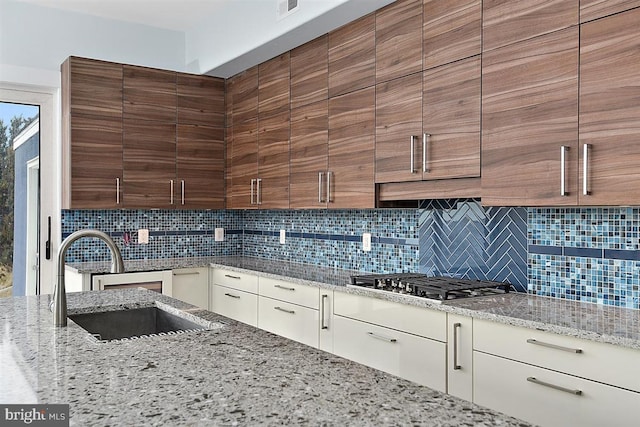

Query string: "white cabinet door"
[[333, 315, 447, 392], [258, 297, 319, 348], [447, 314, 473, 401], [170, 267, 209, 309], [474, 351, 640, 427], [318, 291, 333, 353], [210, 284, 258, 327]]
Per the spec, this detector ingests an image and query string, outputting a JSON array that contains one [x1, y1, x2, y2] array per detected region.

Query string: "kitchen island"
[[0, 289, 529, 426]]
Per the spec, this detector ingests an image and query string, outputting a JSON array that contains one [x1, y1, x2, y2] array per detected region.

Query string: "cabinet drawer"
[[474, 352, 640, 427], [211, 268, 258, 294], [333, 315, 446, 391], [258, 297, 319, 348], [474, 319, 640, 392], [210, 284, 258, 327], [258, 277, 319, 309], [334, 292, 446, 341]]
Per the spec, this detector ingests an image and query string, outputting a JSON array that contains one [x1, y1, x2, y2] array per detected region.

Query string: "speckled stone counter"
[[0, 289, 529, 426]]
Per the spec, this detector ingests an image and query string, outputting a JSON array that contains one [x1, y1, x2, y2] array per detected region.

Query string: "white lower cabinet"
[[258, 297, 319, 348], [447, 314, 473, 401], [474, 351, 640, 427], [210, 284, 258, 327], [169, 267, 209, 309]]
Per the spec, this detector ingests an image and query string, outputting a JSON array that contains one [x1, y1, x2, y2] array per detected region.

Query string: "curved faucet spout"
[[52, 229, 125, 327]]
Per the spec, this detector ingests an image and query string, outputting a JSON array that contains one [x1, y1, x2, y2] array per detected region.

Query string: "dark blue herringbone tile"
[[419, 200, 527, 291]]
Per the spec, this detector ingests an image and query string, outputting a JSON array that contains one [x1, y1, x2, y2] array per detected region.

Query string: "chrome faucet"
[[51, 229, 125, 327]]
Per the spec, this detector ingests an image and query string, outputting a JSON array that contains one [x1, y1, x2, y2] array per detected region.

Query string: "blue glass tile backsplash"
[[61, 203, 640, 309]]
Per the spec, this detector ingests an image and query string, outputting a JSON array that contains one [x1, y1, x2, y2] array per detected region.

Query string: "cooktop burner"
[[349, 273, 511, 302]]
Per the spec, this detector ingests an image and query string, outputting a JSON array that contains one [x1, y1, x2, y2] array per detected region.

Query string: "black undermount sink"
[[69, 305, 216, 342]]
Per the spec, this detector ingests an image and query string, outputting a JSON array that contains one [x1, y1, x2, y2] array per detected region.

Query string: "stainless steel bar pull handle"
[[583, 144, 591, 196], [181, 180, 185, 205], [274, 306, 295, 314], [173, 271, 200, 276], [453, 322, 462, 370], [170, 180, 174, 205], [257, 178, 262, 205], [327, 171, 333, 203], [274, 284, 295, 291], [560, 146, 569, 196], [527, 377, 582, 396], [116, 178, 121, 205], [526, 339, 582, 354], [367, 332, 397, 343], [224, 293, 240, 299], [318, 172, 325, 203], [224, 274, 241, 280], [423, 133, 431, 173], [410, 135, 416, 173], [321, 294, 328, 330], [250, 179, 256, 205]]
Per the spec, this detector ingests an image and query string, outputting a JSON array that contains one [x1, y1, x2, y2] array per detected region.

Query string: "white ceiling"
[[14, 0, 227, 32]]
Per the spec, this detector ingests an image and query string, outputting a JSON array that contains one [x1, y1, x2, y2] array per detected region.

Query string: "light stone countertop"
[[0, 289, 530, 426], [68, 256, 640, 350]]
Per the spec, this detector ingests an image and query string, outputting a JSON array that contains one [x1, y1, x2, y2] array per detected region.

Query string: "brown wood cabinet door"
[[290, 101, 329, 208], [259, 53, 290, 120], [230, 119, 258, 209], [257, 111, 290, 209], [328, 13, 375, 98], [483, 0, 578, 52], [290, 35, 328, 110], [328, 87, 375, 209], [375, 72, 423, 184], [67, 57, 122, 119], [423, 56, 480, 180], [177, 74, 225, 127], [123, 65, 176, 122], [423, 0, 481, 69], [123, 119, 177, 209], [232, 66, 259, 124], [376, 0, 423, 84], [580, 0, 640, 22], [580, 9, 640, 205], [176, 125, 225, 209], [482, 28, 579, 206]]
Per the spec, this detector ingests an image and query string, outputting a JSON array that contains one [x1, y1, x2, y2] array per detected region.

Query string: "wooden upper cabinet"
[[232, 66, 259, 124], [482, 0, 578, 51], [579, 8, 640, 205], [123, 65, 176, 122], [257, 111, 290, 208], [177, 125, 225, 209], [423, 0, 481, 69], [230, 119, 258, 209], [259, 53, 290, 119], [123, 119, 177, 209], [61, 57, 123, 209], [290, 35, 328, 110], [328, 87, 375, 209], [177, 74, 225, 127], [328, 13, 376, 98], [580, 0, 640, 22], [290, 101, 329, 209], [375, 72, 423, 184], [482, 28, 579, 206], [376, 0, 423, 83], [423, 55, 480, 180]]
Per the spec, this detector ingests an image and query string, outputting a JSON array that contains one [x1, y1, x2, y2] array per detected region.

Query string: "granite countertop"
[[0, 289, 529, 426], [69, 256, 640, 350]]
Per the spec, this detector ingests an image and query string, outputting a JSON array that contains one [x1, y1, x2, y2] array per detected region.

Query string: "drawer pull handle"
[[173, 271, 200, 276], [274, 284, 295, 291], [527, 377, 582, 396], [224, 274, 241, 280], [321, 294, 328, 330], [224, 293, 240, 299], [453, 322, 462, 370], [274, 306, 295, 314], [367, 332, 397, 343], [526, 339, 582, 354]]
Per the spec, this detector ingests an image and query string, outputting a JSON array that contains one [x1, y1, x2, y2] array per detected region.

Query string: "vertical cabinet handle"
[[170, 180, 174, 205], [116, 178, 120, 205], [250, 179, 256, 205], [256, 178, 262, 205], [560, 146, 569, 196], [181, 180, 185, 205], [410, 135, 416, 173], [583, 144, 591, 196], [453, 322, 462, 370], [423, 133, 431, 173], [321, 294, 328, 330], [327, 171, 332, 203], [318, 172, 325, 203]]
